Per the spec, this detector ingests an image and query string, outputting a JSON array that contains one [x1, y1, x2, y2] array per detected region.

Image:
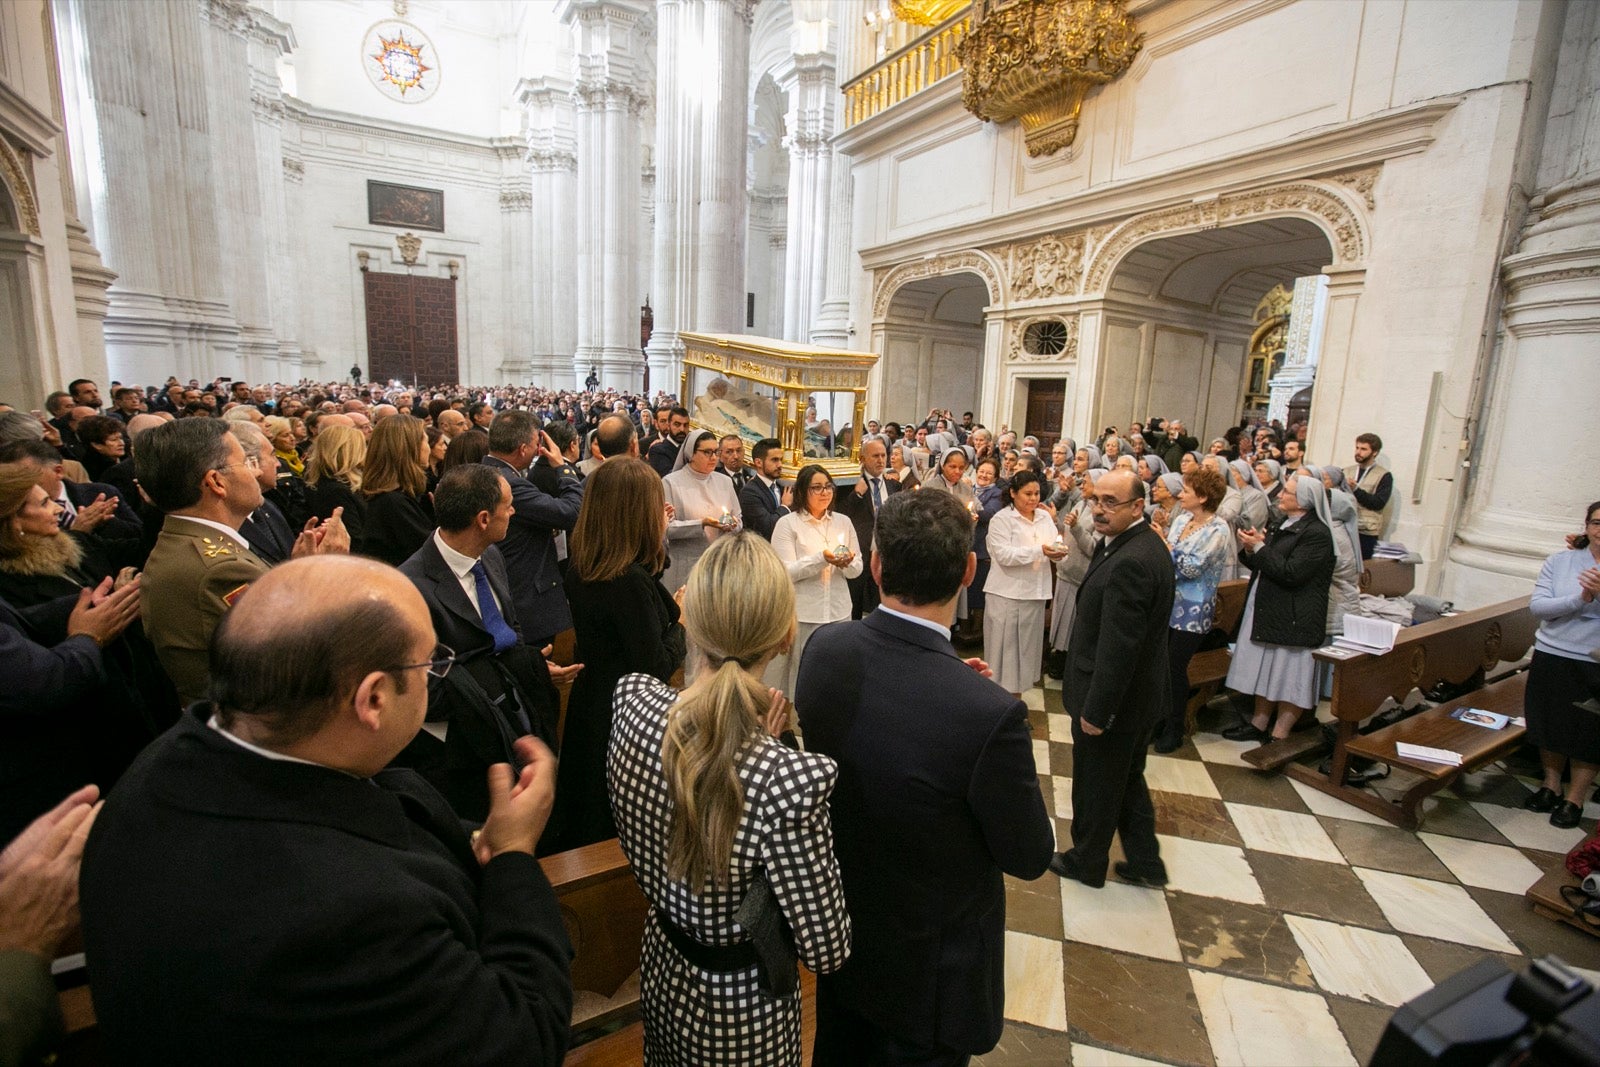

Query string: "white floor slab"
[[1070, 1045, 1171, 1067], [1157, 833, 1265, 905], [1419, 832, 1544, 895], [1190, 732, 1257, 769], [1226, 803, 1346, 864], [1288, 779, 1393, 826], [1060, 876, 1182, 962], [1471, 802, 1589, 853], [1144, 754, 1222, 799], [1052, 776, 1074, 820], [1023, 688, 1046, 712], [1033, 739, 1052, 776], [1002, 930, 1068, 1031], [1285, 914, 1435, 1007], [1354, 867, 1518, 953], [1048, 713, 1073, 743], [1190, 970, 1357, 1066]]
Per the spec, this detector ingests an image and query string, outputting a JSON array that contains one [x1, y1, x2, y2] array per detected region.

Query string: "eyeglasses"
[[214, 455, 261, 473], [385, 643, 455, 680], [693, 447, 718, 456], [1090, 496, 1142, 511], [807, 484, 835, 494]]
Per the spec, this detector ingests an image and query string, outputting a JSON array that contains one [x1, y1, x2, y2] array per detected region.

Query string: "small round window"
[[1023, 320, 1069, 356]]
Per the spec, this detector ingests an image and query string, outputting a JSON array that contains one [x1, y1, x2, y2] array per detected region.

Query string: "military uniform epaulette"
[[189, 533, 244, 563]]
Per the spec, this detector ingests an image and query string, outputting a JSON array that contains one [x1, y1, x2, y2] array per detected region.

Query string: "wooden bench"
[[1527, 863, 1600, 942], [1182, 579, 1249, 731], [1246, 596, 1538, 829]]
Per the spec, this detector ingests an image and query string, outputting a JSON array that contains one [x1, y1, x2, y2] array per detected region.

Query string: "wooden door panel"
[[1025, 379, 1066, 449], [363, 272, 458, 385]]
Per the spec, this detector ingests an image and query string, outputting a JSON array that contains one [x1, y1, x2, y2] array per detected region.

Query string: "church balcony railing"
[[841, 9, 970, 130]]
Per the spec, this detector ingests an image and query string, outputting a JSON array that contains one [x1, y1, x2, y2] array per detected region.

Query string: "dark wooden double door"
[[363, 272, 458, 385], [1025, 379, 1066, 450]]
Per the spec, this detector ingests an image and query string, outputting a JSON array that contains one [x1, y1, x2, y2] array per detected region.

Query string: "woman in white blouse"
[[770, 464, 863, 700], [984, 469, 1069, 697], [662, 428, 742, 591]]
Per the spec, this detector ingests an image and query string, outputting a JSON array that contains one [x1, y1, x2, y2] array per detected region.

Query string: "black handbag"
[[735, 868, 799, 998]]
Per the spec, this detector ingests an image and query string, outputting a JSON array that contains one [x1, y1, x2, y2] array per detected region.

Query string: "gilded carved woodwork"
[[0, 136, 40, 236], [890, 0, 970, 26], [957, 0, 1142, 158]]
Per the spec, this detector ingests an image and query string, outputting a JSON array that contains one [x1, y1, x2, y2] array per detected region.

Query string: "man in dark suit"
[[798, 491, 1053, 1065], [1050, 468, 1176, 889], [832, 437, 899, 619], [482, 411, 584, 646], [644, 405, 689, 477], [79, 555, 574, 1064], [736, 437, 790, 540], [400, 466, 576, 822]]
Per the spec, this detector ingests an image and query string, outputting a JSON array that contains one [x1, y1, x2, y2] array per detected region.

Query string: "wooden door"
[[363, 272, 459, 385], [1025, 379, 1066, 449]]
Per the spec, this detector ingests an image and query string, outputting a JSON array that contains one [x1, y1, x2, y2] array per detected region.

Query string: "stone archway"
[[871, 249, 1005, 320]]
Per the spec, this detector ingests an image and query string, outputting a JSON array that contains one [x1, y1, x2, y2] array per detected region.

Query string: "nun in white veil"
[[661, 427, 742, 590]]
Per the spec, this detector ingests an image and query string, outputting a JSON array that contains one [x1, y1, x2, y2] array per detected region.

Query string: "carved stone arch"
[[1080, 179, 1370, 296], [872, 249, 1005, 320], [0, 137, 40, 236]]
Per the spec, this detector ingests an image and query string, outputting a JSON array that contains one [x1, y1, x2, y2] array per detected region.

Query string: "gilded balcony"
[[841, 9, 971, 130]]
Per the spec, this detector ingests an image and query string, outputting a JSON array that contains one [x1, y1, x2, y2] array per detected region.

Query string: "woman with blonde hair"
[[608, 533, 850, 1065], [548, 457, 686, 852], [356, 414, 434, 566], [303, 423, 368, 547], [263, 416, 303, 477]]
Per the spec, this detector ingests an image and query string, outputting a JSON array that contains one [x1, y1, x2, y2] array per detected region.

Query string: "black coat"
[[737, 475, 790, 540], [832, 471, 901, 555], [797, 610, 1053, 1054], [1240, 513, 1335, 647], [239, 498, 297, 565], [398, 539, 560, 823], [357, 489, 434, 567], [545, 563, 682, 854], [481, 457, 583, 644], [1065, 521, 1176, 734], [305, 477, 367, 548], [79, 710, 574, 1065]]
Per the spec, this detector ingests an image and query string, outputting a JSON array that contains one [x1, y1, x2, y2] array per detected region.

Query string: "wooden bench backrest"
[[541, 838, 649, 1002], [1317, 596, 1537, 724], [1214, 579, 1249, 638]]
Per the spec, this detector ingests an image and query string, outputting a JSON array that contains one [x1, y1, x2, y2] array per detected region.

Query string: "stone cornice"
[[0, 82, 61, 158], [284, 97, 520, 156]]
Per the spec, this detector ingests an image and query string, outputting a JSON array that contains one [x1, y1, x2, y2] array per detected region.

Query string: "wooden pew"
[[1250, 596, 1538, 829], [1183, 579, 1249, 732]]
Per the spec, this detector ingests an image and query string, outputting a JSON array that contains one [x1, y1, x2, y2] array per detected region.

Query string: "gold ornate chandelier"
[[958, 0, 1143, 158]]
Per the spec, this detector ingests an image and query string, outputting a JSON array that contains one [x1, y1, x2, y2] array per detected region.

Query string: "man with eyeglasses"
[[1049, 468, 1175, 890], [80, 555, 574, 1063]]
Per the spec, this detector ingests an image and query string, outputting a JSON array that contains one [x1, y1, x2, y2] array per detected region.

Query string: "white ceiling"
[[1110, 218, 1332, 318]]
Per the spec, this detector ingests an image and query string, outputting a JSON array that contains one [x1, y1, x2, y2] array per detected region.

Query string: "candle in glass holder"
[[967, 499, 978, 519], [719, 506, 732, 527], [836, 531, 849, 554]]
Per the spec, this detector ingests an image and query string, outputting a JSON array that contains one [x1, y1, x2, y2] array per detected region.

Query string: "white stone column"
[[243, 7, 299, 379], [647, 0, 753, 392], [776, 44, 835, 343], [520, 76, 578, 387], [1267, 274, 1328, 426]]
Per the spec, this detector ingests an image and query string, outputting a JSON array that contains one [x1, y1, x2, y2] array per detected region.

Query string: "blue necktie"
[[871, 477, 883, 511], [470, 560, 519, 653]]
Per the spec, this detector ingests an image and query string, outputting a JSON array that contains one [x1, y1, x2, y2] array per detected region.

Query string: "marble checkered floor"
[[973, 680, 1600, 1067]]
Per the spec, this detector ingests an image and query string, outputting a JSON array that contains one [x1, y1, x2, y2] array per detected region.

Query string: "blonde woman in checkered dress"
[[607, 533, 852, 1065]]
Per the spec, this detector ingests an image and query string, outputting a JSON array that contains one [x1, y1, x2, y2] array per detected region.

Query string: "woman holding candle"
[[985, 469, 1070, 698], [770, 464, 861, 700], [662, 428, 742, 591]]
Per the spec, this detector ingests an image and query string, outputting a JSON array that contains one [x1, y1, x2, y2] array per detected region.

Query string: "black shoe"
[[1152, 729, 1184, 754], [1045, 650, 1066, 681], [1550, 800, 1583, 829], [1222, 722, 1268, 743], [1523, 787, 1560, 813], [1048, 851, 1106, 888], [1114, 861, 1169, 888]]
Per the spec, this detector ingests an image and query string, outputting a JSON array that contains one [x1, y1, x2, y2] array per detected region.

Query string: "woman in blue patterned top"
[[1152, 465, 1233, 753]]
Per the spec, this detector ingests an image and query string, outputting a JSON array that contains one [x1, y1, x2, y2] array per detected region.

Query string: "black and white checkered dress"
[[606, 673, 851, 1066]]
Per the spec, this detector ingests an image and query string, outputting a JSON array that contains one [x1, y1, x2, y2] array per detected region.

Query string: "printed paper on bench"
[[1450, 708, 1510, 731], [1332, 615, 1402, 655], [1395, 741, 1463, 766]]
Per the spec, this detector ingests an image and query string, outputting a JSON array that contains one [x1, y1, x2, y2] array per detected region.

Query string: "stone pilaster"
[[1267, 274, 1327, 426], [520, 75, 579, 387], [776, 41, 836, 343]]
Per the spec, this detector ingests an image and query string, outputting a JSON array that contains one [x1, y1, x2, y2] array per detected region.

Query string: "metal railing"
[[841, 10, 970, 129]]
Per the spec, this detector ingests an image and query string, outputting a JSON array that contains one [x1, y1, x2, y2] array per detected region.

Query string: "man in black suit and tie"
[[400, 466, 578, 822], [799, 491, 1053, 1065], [832, 438, 899, 619], [736, 437, 790, 539], [1050, 468, 1176, 889]]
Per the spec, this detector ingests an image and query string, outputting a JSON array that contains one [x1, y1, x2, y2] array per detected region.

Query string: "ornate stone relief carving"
[[1007, 232, 1087, 301], [1330, 167, 1379, 210], [1007, 315, 1079, 362], [396, 232, 422, 266], [0, 137, 40, 236], [500, 188, 533, 213], [872, 252, 1002, 319], [281, 157, 304, 184]]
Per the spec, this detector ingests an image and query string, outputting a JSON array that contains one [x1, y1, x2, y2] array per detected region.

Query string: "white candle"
[[720, 506, 731, 526]]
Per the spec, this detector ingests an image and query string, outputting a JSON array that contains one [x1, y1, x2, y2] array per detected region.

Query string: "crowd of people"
[[0, 371, 1594, 1065]]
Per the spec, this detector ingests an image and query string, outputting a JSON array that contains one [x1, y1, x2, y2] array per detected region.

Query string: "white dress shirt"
[[984, 505, 1060, 601], [182, 515, 251, 552], [771, 509, 863, 624]]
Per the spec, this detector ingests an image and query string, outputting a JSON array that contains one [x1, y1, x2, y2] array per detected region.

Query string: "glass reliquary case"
[[679, 332, 878, 481]]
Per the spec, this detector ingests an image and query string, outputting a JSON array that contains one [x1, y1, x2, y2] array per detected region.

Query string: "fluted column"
[[812, 1, 855, 349], [646, 0, 753, 391], [520, 76, 579, 387], [243, 6, 299, 378], [776, 42, 836, 343]]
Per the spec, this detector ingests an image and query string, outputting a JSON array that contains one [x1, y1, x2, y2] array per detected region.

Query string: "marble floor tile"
[[1207, 765, 1309, 812], [1401, 935, 1524, 985], [1042, 675, 1063, 691], [1050, 741, 1075, 778], [1052, 776, 1074, 821], [1190, 732, 1259, 770], [1284, 915, 1434, 1006], [1190, 970, 1357, 1066], [1287, 779, 1392, 826], [1247, 852, 1389, 929], [1470, 802, 1589, 853], [1157, 834, 1264, 906], [972, 1022, 1073, 1065], [1354, 868, 1518, 953], [1465, 886, 1600, 967], [1023, 688, 1046, 713], [1144, 755, 1222, 800], [1322, 820, 1453, 881], [1043, 685, 1066, 715], [1413, 796, 1509, 844], [1004, 931, 1068, 1032], [1006, 873, 1064, 940], [1049, 713, 1074, 743], [1061, 876, 1182, 962], [1065, 943, 1215, 1066], [1032, 739, 1052, 776], [1326, 996, 1398, 1066], [1445, 767, 1534, 808], [1152, 792, 1243, 847], [1069, 1044, 1172, 1066], [1167, 892, 1314, 987], [1226, 803, 1345, 864], [1418, 832, 1543, 895]]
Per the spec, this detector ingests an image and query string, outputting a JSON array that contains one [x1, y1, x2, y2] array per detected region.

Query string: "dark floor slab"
[[1326, 995, 1395, 1066], [1411, 795, 1509, 845], [1064, 943, 1215, 1067], [1445, 767, 1534, 809], [1401, 934, 1524, 986], [1151, 792, 1243, 847], [1050, 741, 1074, 778], [1466, 886, 1600, 969], [972, 1022, 1074, 1066], [1206, 764, 1310, 813], [1248, 851, 1390, 929], [1322, 820, 1454, 881], [1167, 891, 1314, 988], [1043, 686, 1066, 717], [1006, 873, 1064, 940], [1522, 848, 1572, 876], [1028, 703, 1049, 741]]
